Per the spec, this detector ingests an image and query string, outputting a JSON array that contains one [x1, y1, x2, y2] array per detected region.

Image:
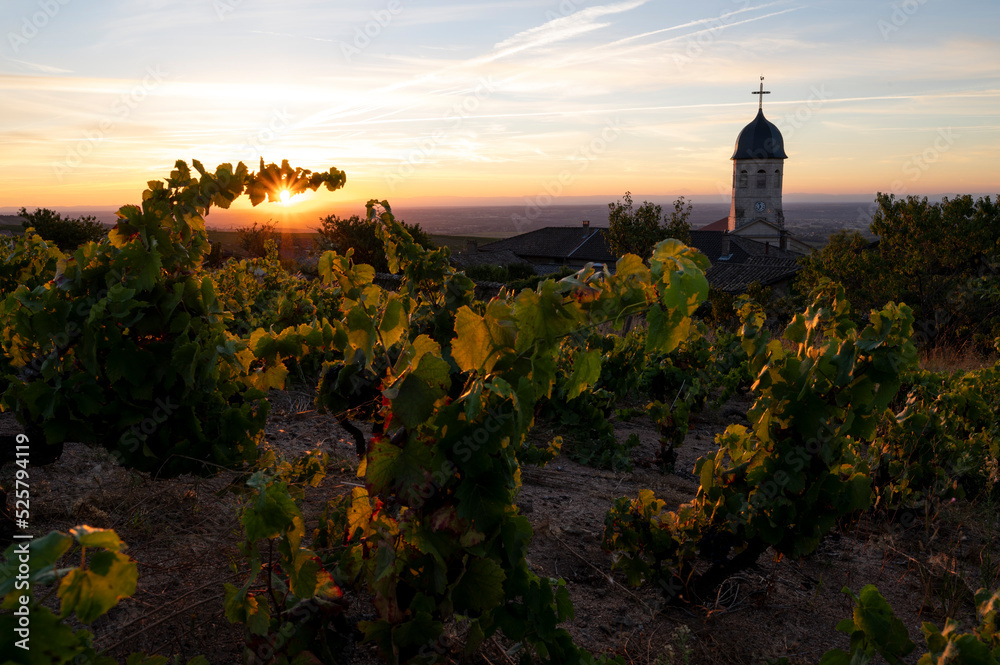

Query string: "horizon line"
[[6, 191, 995, 214]]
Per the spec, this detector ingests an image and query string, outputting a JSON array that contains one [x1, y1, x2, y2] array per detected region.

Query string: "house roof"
[[689, 230, 801, 292], [689, 229, 798, 263], [705, 255, 801, 293], [472, 225, 801, 294], [729, 234, 799, 260], [478, 226, 615, 263], [700, 217, 730, 232], [689, 230, 729, 262], [570, 230, 616, 262]]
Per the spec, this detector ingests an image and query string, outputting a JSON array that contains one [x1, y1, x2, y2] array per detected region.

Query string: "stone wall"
[[728, 157, 785, 230]]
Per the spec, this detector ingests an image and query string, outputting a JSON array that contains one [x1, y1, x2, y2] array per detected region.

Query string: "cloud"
[[262, 1, 653, 137], [388, 1, 556, 27], [647, 7, 805, 45], [604, 1, 793, 47], [248, 30, 335, 43], [4, 58, 74, 75], [492, 0, 650, 56], [0, 74, 128, 94]]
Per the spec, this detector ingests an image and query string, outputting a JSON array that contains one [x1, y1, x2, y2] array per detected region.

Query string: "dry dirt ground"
[[1, 388, 996, 665]]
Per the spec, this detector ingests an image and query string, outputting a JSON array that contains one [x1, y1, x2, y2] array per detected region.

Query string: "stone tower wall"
[[728, 158, 784, 231]]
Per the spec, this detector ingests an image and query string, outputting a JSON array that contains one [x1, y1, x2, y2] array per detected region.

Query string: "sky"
[[1, 0, 998, 216]]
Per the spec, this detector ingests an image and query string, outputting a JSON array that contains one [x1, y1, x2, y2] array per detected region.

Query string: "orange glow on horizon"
[[1, 4, 997, 215]]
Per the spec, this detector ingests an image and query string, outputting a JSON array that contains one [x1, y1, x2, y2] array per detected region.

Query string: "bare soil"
[[2, 387, 996, 665]]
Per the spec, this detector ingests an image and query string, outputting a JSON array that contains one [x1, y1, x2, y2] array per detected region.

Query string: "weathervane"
[[752, 75, 770, 111]]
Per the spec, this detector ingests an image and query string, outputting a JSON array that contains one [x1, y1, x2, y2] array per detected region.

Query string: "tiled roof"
[[479, 226, 615, 263], [705, 255, 801, 293], [729, 235, 799, 260], [691, 229, 802, 292], [689, 230, 798, 263], [689, 230, 728, 261], [570, 230, 616, 262], [700, 217, 730, 232], [474, 225, 802, 294]]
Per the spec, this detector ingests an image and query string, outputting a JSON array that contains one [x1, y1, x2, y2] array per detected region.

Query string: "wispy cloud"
[[388, 1, 555, 27], [648, 7, 805, 46], [604, 1, 792, 47], [1, 0, 997, 204], [0, 74, 133, 94], [248, 30, 335, 43], [4, 58, 74, 75], [493, 0, 650, 56]]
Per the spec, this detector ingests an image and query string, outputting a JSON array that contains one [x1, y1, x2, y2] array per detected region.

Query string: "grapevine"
[[864, 353, 1000, 511], [820, 584, 1000, 664], [235, 204, 711, 663], [604, 283, 918, 602], [0, 526, 207, 665], [0, 159, 345, 476]]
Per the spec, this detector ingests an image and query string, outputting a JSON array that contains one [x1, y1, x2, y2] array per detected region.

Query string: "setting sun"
[[279, 189, 291, 205]]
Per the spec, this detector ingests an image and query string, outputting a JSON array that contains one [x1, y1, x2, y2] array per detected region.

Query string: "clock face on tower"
[[754, 201, 766, 212]]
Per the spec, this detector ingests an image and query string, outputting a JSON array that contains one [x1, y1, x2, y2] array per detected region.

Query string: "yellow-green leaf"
[[58, 550, 137, 623], [452, 306, 495, 373], [565, 349, 602, 400]]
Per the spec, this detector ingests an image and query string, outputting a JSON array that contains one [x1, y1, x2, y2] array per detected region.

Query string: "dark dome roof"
[[731, 108, 787, 160]]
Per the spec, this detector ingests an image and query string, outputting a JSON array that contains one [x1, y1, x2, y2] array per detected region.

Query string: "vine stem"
[[550, 532, 657, 617], [670, 378, 687, 410], [267, 539, 283, 623]]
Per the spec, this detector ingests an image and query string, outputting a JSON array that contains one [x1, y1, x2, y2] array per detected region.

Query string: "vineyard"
[[1, 161, 999, 665]]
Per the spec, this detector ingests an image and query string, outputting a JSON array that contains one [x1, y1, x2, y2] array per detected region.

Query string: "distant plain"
[[2, 201, 877, 250]]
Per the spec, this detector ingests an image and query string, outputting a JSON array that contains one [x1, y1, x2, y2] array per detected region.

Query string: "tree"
[[870, 193, 1000, 347], [314, 212, 433, 272], [664, 195, 693, 245], [796, 230, 889, 318], [18, 207, 108, 250], [235, 219, 280, 257], [796, 193, 1000, 348], [606, 192, 692, 260]]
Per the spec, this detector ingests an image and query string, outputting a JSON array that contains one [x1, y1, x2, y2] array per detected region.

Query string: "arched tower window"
[[774, 169, 781, 188], [739, 170, 748, 188], [756, 169, 766, 188]]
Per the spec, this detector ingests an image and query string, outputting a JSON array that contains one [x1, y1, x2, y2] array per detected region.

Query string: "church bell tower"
[[729, 77, 787, 232]]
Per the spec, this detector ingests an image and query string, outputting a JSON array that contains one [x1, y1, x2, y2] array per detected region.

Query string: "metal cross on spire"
[[752, 75, 770, 111]]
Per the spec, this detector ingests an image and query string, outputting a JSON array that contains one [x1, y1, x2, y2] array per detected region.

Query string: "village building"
[[716, 77, 814, 256], [458, 79, 811, 293], [453, 221, 613, 275]]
